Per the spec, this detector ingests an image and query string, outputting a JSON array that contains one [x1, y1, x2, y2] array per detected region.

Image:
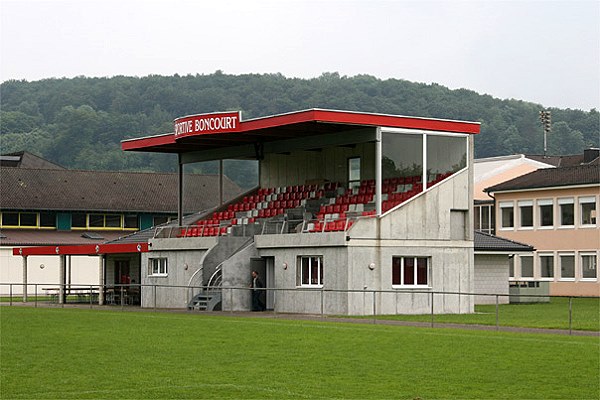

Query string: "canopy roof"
[[122, 109, 480, 155]]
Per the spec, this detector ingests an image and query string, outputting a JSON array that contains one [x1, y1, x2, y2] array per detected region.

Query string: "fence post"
[[35, 284, 38, 308], [568, 297, 573, 335], [372, 290, 376, 324], [230, 287, 234, 314], [89, 285, 93, 309], [320, 288, 324, 318], [430, 291, 434, 328], [495, 295, 499, 330], [9, 284, 13, 306], [153, 285, 157, 311]]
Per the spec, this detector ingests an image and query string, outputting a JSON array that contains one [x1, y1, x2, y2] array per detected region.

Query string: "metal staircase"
[[187, 268, 222, 311]]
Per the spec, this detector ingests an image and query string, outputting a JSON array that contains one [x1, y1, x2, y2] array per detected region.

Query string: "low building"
[[0, 152, 241, 294], [486, 164, 599, 297]]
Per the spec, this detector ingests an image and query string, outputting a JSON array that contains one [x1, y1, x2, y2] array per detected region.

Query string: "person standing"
[[250, 270, 265, 311]]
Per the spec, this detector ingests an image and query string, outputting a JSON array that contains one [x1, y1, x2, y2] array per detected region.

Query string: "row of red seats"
[[310, 219, 355, 233], [179, 226, 228, 237]]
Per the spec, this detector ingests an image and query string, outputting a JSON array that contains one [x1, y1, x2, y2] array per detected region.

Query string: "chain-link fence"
[[1, 282, 597, 335]]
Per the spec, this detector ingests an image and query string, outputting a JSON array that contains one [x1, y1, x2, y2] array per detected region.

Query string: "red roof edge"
[[13, 242, 149, 257]]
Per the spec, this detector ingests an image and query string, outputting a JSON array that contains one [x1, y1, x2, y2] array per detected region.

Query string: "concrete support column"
[[58, 255, 66, 304], [219, 159, 224, 206], [22, 256, 28, 302], [98, 255, 105, 305], [422, 134, 428, 191], [375, 127, 382, 216], [177, 153, 183, 227]]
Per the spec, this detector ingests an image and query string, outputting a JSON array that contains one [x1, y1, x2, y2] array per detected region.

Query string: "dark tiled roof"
[[0, 151, 65, 169], [0, 229, 126, 246], [485, 165, 600, 193], [0, 168, 242, 213], [526, 149, 599, 167], [474, 231, 534, 252]]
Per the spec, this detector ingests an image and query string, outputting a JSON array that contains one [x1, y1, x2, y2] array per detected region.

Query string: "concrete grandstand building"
[[116, 109, 481, 315]]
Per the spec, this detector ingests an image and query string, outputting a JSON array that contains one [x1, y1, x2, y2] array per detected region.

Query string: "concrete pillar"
[[375, 127, 382, 216], [58, 255, 66, 304], [98, 255, 105, 305], [178, 153, 183, 227], [22, 256, 28, 302], [219, 159, 224, 205]]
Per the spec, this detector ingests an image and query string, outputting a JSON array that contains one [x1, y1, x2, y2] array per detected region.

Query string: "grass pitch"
[[1, 307, 598, 399]]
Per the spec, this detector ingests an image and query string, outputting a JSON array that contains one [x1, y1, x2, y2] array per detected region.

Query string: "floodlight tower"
[[539, 110, 552, 158]]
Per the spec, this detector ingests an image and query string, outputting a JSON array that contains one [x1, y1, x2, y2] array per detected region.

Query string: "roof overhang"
[[121, 109, 480, 157], [13, 242, 149, 257]]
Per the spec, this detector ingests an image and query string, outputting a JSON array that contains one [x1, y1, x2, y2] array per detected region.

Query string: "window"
[[0, 212, 37, 227], [296, 256, 323, 287], [153, 215, 176, 226], [39, 212, 56, 228], [538, 199, 553, 227], [518, 200, 533, 228], [539, 254, 554, 279], [148, 258, 168, 276], [520, 256, 534, 279], [499, 202, 514, 229], [581, 254, 597, 280], [559, 254, 575, 280], [348, 157, 361, 189], [558, 198, 574, 226], [392, 256, 430, 287], [71, 213, 87, 228], [579, 197, 596, 226], [89, 214, 123, 229], [124, 214, 139, 229], [475, 204, 494, 234], [508, 256, 515, 279]]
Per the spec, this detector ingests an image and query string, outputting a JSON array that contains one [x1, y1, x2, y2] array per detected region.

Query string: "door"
[[265, 257, 275, 310]]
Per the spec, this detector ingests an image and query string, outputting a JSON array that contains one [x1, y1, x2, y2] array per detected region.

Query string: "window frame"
[[579, 196, 597, 227], [148, 258, 168, 277], [558, 253, 576, 281], [499, 201, 515, 230], [558, 198, 575, 228], [538, 253, 554, 280], [0, 212, 40, 228], [347, 157, 361, 190], [580, 253, 598, 281], [392, 256, 431, 288], [519, 255, 534, 280], [537, 199, 554, 229], [518, 200, 533, 229], [296, 256, 323, 287]]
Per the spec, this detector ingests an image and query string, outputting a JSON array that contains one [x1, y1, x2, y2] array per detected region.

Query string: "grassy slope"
[[377, 297, 600, 331], [1, 307, 598, 399]]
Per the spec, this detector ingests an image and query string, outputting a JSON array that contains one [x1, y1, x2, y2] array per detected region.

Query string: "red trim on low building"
[[13, 242, 149, 257]]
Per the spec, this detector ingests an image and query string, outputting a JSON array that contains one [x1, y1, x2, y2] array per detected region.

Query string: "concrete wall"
[[0, 247, 100, 295], [141, 237, 216, 308], [256, 232, 349, 314], [221, 242, 259, 311], [474, 253, 510, 304], [260, 142, 375, 188]]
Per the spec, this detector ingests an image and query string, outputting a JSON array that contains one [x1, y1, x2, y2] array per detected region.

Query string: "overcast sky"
[[1, 0, 599, 111]]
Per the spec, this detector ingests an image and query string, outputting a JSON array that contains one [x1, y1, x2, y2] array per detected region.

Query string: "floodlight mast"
[[539, 110, 552, 158]]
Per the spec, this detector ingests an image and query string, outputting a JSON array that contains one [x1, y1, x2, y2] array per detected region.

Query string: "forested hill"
[[1, 72, 598, 187]]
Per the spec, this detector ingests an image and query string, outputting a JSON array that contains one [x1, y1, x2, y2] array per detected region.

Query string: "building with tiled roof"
[[485, 163, 599, 297], [1, 152, 243, 294]]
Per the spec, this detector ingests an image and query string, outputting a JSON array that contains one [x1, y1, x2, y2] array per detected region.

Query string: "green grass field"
[[377, 297, 600, 331], [1, 307, 598, 399]]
